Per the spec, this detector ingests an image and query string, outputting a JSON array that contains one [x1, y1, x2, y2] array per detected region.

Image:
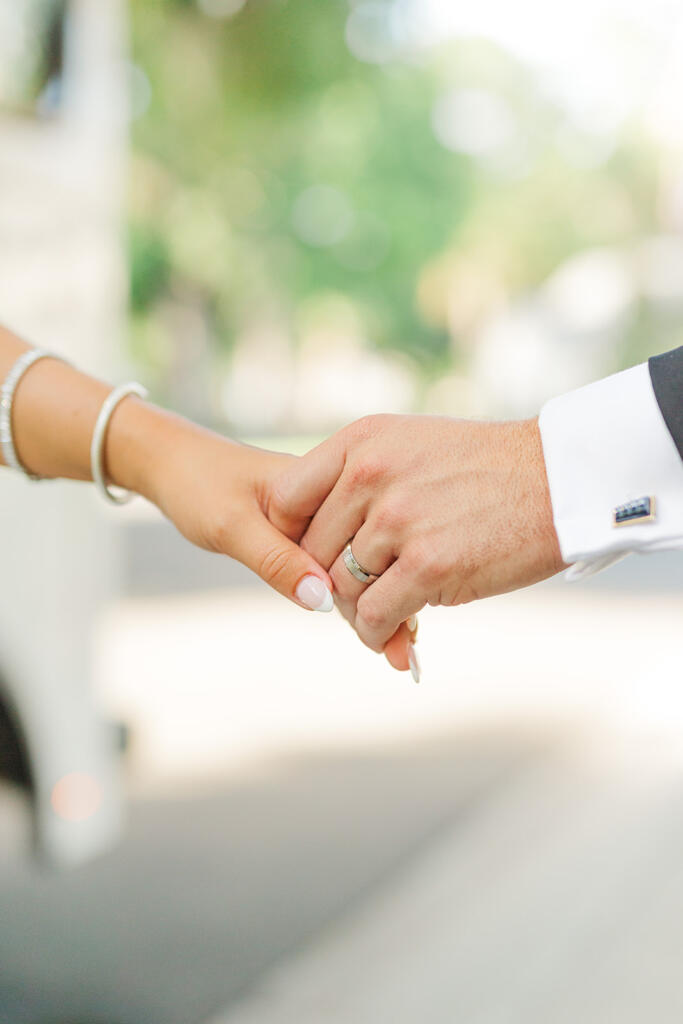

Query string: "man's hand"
[[271, 414, 565, 661]]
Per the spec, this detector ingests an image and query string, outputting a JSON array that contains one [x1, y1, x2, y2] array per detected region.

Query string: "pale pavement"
[[209, 731, 683, 1024], [95, 560, 682, 794], [1, 553, 679, 1022], [94, 553, 683, 1024]]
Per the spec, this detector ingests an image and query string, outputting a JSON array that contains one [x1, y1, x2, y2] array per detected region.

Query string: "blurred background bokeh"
[[0, 2, 681, 1022]]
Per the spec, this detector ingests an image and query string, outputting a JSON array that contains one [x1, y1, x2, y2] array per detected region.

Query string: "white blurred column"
[[0, 0, 128, 866]]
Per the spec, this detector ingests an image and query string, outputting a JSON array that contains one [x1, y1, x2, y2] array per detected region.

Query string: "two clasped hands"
[[0, 327, 566, 681], [3, 329, 681, 684], [151, 410, 565, 683]]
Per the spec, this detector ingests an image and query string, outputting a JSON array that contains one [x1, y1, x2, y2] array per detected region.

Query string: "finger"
[[326, 512, 418, 671], [259, 452, 310, 544], [331, 590, 358, 630], [269, 433, 348, 531], [383, 622, 414, 672], [230, 510, 334, 612], [270, 435, 361, 568], [301, 482, 367, 571], [327, 521, 414, 675], [328, 518, 396, 618], [355, 557, 426, 652], [333, 594, 416, 675]]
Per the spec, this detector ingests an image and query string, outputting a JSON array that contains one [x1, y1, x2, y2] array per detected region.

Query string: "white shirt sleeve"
[[538, 362, 683, 580]]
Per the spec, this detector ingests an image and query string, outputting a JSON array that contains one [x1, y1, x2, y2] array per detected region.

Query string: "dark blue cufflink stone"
[[613, 496, 656, 526]]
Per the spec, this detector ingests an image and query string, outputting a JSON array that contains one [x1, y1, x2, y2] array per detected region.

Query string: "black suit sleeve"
[[649, 346, 683, 461]]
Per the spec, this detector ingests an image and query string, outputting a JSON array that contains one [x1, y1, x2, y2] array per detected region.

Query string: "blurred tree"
[[129, 0, 660, 406], [129, 0, 471, 375]]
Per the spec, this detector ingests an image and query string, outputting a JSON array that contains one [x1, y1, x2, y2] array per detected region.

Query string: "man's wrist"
[[520, 417, 566, 575]]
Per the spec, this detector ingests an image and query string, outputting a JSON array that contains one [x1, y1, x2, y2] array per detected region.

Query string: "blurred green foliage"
[[129, 0, 661, 393], [129, 223, 171, 312], [129, 0, 471, 366]]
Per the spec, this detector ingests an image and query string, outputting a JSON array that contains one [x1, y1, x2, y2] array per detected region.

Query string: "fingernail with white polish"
[[296, 575, 334, 613], [408, 643, 421, 684], [407, 615, 418, 633]]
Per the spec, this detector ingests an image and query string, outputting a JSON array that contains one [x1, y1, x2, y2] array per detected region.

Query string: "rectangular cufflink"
[[613, 495, 656, 527]]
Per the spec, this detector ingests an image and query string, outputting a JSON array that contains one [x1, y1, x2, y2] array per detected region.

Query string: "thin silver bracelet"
[[0, 348, 67, 481], [90, 381, 149, 505]]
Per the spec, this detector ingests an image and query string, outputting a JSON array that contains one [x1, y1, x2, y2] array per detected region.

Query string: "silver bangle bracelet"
[[0, 348, 67, 481], [90, 381, 149, 505]]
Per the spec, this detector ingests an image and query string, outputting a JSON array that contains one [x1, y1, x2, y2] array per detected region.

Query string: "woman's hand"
[[107, 402, 334, 612]]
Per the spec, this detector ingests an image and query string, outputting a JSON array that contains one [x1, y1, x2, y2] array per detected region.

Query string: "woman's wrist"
[[10, 355, 110, 480], [6, 345, 169, 498], [104, 398, 189, 507], [0, 322, 234, 514], [105, 397, 245, 515]]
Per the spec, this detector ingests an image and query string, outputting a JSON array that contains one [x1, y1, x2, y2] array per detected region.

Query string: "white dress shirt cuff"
[[538, 362, 683, 579]]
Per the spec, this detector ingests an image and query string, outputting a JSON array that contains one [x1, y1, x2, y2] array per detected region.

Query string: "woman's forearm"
[[0, 323, 335, 613], [0, 323, 175, 498]]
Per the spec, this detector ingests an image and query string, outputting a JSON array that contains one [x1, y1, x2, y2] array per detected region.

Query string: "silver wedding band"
[[342, 542, 380, 584]]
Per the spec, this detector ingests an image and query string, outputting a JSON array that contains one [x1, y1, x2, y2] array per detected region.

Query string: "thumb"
[[231, 512, 334, 612], [269, 433, 348, 537]]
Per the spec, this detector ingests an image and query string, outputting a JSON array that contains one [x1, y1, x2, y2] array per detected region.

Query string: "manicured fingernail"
[[408, 643, 420, 684], [296, 575, 334, 613], [407, 615, 418, 633]]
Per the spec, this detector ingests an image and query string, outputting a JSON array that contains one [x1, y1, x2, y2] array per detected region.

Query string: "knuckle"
[[204, 514, 235, 554], [356, 597, 385, 634], [357, 628, 385, 654], [373, 496, 408, 535], [450, 577, 479, 606], [403, 540, 437, 581], [257, 544, 292, 586], [268, 479, 289, 515], [349, 414, 381, 441], [348, 454, 386, 490], [402, 538, 425, 571]]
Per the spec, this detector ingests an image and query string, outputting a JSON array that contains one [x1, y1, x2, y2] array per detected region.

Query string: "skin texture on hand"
[[107, 401, 333, 611], [270, 414, 566, 665]]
